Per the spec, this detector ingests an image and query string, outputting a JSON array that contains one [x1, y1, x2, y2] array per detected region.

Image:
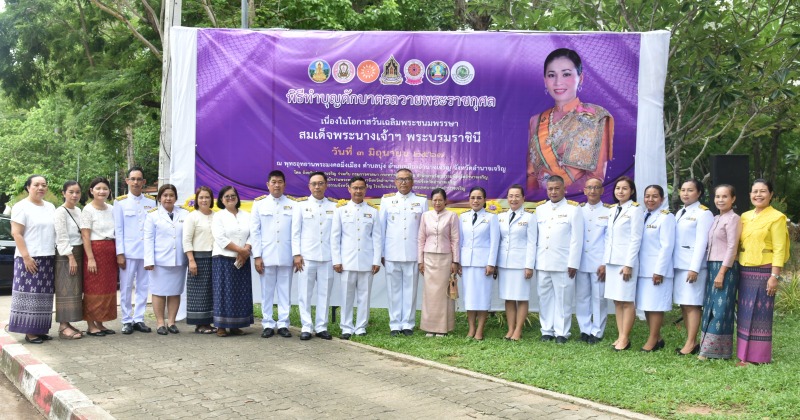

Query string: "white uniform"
[[114, 193, 156, 324], [379, 191, 427, 332], [673, 201, 713, 305], [144, 206, 189, 296], [250, 194, 296, 330], [603, 201, 645, 302], [459, 209, 500, 311], [331, 201, 382, 335], [636, 205, 675, 311], [497, 209, 536, 301], [535, 198, 583, 338], [576, 202, 611, 338], [292, 195, 337, 333]]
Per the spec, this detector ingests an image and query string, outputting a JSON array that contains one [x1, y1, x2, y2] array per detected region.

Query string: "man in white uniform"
[[331, 176, 382, 340], [379, 169, 427, 337], [292, 172, 338, 340], [114, 166, 156, 335], [535, 175, 584, 344], [576, 178, 611, 344], [251, 170, 296, 339]]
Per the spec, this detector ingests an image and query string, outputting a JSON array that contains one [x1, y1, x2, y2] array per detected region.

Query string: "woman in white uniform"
[[673, 179, 714, 355], [497, 184, 536, 341], [636, 185, 675, 352], [602, 176, 644, 351], [144, 184, 189, 335], [458, 186, 499, 341]]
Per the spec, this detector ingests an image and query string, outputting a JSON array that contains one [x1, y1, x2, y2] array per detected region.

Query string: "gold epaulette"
[[415, 193, 426, 197], [148, 208, 158, 213], [609, 203, 619, 208], [525, 208, 536, 214], [144, 194, 155, 200], [286, 195, 298, 201], [660, 209, 670, 215], [327, 197, 338, 203], [254, 195, 267, 201], [115, 194, 128, 201], [382, 192, 396, 197], [699, 204, 709, 211], [580, 202, 586, 207], [567, 200, 579, 206], [603, 203, 613, 208], [294, 196, 308, 202], [336, 201, 348, 208], [534, 200, 546, 207], [367, 202, 379, 210], [631, 202, 640, 207]]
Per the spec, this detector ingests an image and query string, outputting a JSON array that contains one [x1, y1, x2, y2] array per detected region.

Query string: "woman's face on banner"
[[544, 57, 582, 104]]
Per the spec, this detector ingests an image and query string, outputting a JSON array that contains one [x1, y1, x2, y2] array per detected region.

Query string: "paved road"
[[0, 373, 43, 419], [2, 295, 649, 419]]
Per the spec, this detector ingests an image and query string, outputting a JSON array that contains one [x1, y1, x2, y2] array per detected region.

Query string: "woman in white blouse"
[[8, 175, 57, 344], [80, 177, 118, 336], [602, 176, 644, 351], [211, 186, 253, 337], [54, 181, 84, 339], [183, 186, 216, 334]]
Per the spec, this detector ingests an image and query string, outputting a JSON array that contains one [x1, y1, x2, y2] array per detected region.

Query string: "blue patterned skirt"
[[699, 261, 739, 359], [8, 256, 56, 335], [187, 252, 213, 325], [212, 256, 253, 328]]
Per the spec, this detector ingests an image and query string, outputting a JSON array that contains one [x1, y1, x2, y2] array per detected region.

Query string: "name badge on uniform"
[[283, 206, 292, 210], [646, 224, 657, 229], [622, 214, 630, 219], [364, 213, 373, 218], [598, 216, 609, 220], [518, 222, 527, 226], [686, 217, 697, 221], [411, 202, 421, 206], [558, 214, 568, 218], [326, 210, 334, 215]]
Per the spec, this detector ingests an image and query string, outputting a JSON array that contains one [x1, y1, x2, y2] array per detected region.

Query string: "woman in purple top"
[[698, 184, 741, 360]]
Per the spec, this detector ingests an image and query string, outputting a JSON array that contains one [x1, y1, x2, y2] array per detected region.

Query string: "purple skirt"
[[8, 256, 55, 335], [736, 265, 774, 363]]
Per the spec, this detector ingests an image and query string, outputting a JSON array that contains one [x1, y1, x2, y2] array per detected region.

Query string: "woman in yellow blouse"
[[737, 179, 789, 365]]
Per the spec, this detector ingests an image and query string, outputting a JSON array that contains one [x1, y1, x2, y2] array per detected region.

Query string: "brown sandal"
[[216, 328, 228, 337], [58, 326, 83, 340]]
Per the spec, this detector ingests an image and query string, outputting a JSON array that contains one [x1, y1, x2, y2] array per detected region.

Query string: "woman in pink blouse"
[[698, 184, 741, 360], [417, 188, 460, 337]]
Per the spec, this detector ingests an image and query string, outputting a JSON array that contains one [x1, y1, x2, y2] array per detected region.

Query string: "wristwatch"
[[771, 274, 785, 282]]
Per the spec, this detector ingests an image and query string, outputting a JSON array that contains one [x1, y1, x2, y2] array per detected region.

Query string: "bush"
[[777, 273, 800, 316]]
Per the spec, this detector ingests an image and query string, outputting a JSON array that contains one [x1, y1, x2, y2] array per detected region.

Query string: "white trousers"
[[340, 270, 373, 335], [119, 258, 150, 323], [384, 260, 419, 331], [259, 265, 292, 329], [575, 271, 607, 338], [537, 270, 574, 338], [297, 260, 334, 333]]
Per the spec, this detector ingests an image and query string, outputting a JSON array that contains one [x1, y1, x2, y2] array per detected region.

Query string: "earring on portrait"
[[544, 88, 549, 96], [578, 84, 583, 92]]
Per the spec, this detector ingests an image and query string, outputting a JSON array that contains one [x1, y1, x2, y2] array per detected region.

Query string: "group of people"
[[6, 167, 788, 366]]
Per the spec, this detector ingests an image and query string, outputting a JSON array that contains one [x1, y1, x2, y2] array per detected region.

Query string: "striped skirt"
[[737, 265, 774, 363], [8, 256, 55, 335], [699, 261, 739, 359], [187, 252, 213, 325], [55, 247, 84, 322], [82, 240, 118, 322], [212, 256, 253, 328]]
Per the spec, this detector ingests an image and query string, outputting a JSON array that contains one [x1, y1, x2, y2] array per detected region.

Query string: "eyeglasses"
[[309, 182, 326, 187], [584, 186, 602, 191], [128, 177, 144, 182], [223, 195, 238, 200], [396, 177, 413, 183], [350, 186, 366, 191]]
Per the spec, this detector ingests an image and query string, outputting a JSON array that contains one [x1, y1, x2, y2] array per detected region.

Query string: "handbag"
[[448, 273, 459, 300]]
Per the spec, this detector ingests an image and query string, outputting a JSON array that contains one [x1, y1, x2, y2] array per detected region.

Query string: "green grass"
[[255, 303, 800, 419]]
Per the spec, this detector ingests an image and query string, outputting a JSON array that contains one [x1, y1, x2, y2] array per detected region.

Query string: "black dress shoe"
[[300, 332, 312, 340], [614, 341, 632, 352], [340, 333, 352, 340], [315, 331, 332, 340], [641, 339, 666, 353], [555, 336, 568, 344], [167, 325, 179, 334], [101, 329, 115, 335], [121, 323, 134, 335], [592, 334, 603, 342], [579, 332, 590, 342], [277, 327, 292, 338], [25, 335, 44, 344], [587, 335, 599, 345], [86, 330, 106, 337], [676, 343, 700, 356], [157, 326, 168, 335], [390, 330, 401, 337], [540, 335, 555, 342], [402, 329, 414, 336], [133, 322, 152, 333], [261, 328, 275, 338]]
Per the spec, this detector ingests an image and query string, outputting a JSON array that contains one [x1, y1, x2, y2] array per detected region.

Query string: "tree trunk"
[[752, 138, 762, 178], [248, 0, 255, 28], [126, 125, 135, 169]]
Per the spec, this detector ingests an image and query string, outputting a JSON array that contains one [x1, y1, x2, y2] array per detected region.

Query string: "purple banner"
[[195, 30, 640, 202]]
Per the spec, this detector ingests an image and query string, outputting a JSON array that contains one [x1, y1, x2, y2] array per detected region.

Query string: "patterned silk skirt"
[[55, 247, 83, 322], [187, 252, 213, 325], [420, 252, 455, 334], [699, 261, 739, 359], [8, 256, 55, 335], [82, 240, 118, 322], [212, 256, 253, 328], [737, 264, 774, 363]]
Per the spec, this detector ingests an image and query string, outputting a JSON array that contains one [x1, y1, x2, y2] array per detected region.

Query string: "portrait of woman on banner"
[[527, 48, 614, 193]]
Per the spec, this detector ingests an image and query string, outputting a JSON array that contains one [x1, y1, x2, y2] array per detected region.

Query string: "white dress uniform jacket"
[[639, 207, 676, 278], [144, 206, 189, 267], [114, 193, 156, 258], [602, 201, 645, 267], [459, 209, 500, 268], [579, 202, 611, 273], [535, 199, 584, 271], [292, 196, 337, 262], [379, 192, 427, 262], [673, 201, 714, 272], [497, 209, 536, 270], [250, 194, 295, 266], [331, 201, 382, 271]]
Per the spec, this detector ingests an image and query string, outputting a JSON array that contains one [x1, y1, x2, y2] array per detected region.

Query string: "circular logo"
[[308, 60, 330, 83], [425, 61, 450, 85], [451, 61, 475, 85], [332, 60, 355, 84], [404, 59, 425, 86], [357, 60, 380, 83]]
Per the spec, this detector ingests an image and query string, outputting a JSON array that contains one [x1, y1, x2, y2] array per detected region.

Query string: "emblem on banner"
[[379, 55, 404, 85], [357, 60, 380, 83], [451, 61, 475, 85], [332, 60, 355, 83], [403, 59, 424, 85], [425, 61, 450, 85], [308, 60, 331, 83]]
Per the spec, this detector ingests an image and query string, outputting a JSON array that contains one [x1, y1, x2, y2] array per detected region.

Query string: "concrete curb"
[[0, 322, 114, 420]]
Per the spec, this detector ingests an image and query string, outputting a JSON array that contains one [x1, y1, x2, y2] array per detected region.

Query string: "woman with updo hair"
[[54, 180, 85, 339]]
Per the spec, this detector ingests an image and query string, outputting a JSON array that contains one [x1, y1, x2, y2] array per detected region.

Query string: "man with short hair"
[[292, 172, 338, 340], [379, 169, 427, 337], [251, 170, 296, 339], [331, 176, 382, 339], [535, 175, 583, 344], [114, 166, 156, 334], [576, 178, 611, 344]]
